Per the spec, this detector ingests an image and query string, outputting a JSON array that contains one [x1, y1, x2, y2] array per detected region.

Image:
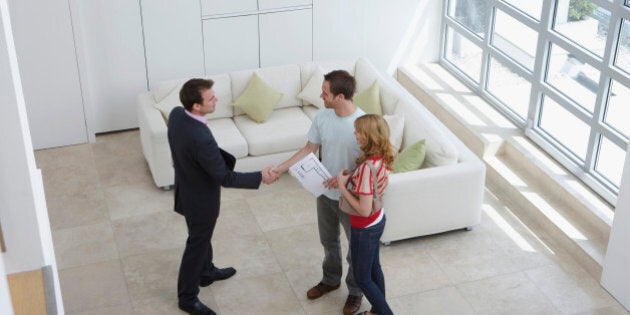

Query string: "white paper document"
[[289, 152, 332, 197]]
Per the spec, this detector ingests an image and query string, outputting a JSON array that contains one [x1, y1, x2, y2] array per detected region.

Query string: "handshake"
[[261, 166, 281, 185]]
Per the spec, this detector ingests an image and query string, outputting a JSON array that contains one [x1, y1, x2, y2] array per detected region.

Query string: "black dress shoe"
[[178, 300, 216, 315], [200, 266, 236, 287]]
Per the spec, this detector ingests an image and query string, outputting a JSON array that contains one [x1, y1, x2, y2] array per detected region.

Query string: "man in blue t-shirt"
[[271, 70, 365, 315]]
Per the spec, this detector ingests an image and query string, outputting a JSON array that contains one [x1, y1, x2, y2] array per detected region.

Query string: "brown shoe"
[[343, 295, 362, 315], [306, 282, 340, 299]]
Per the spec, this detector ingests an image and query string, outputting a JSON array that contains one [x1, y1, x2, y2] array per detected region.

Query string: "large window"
[[442, 0, 630, 204]]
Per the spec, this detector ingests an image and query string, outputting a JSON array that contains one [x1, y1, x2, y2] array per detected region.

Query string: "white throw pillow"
[[153, 86, 183, 122], [383, 113, 404, 152], [297, 67, 325, 109]]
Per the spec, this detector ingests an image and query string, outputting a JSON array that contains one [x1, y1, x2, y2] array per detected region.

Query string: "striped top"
[[346, 157, 389, 228]]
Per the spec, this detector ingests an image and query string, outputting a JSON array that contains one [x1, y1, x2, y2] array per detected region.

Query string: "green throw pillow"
[[233, 73, 283, 123], [393, 139, 426, 173], [354, 80, 382, 115]]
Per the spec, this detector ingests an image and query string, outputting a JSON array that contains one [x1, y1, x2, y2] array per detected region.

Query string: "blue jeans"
[[351, 216, 393, 315]]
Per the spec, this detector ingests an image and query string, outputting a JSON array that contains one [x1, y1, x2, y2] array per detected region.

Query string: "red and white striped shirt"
[[346, 157, 389, 228]]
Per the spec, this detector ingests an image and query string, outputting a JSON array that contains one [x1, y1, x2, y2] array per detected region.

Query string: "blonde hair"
[[354, 114, 395, 169]]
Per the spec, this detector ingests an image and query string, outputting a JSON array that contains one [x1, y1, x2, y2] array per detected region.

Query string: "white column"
[[0, 0, 64, 313], [601, 145, 630, 311]]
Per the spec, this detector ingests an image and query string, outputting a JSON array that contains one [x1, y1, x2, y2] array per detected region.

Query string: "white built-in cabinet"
[[143, 0, 313, 81]]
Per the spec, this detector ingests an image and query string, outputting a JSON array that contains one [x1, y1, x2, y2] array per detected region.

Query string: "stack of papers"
[[289, 152, 332, 197]]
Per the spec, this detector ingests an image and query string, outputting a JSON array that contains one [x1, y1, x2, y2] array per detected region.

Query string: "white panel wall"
[[141, 0, 205, 90], [203, 15, 259, 74], [259, 0, 311, 10], [71, 0, 147, 133], [8, 0, 87, 149], [601, 145, 630, 310], [260, 9, 312, 67], [313, 0, 364, 62], [201, 0, 257, 16], [1, 1, 64, 312]]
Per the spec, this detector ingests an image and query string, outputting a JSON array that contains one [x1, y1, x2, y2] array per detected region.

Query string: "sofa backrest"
[[230, 64, 302, 116]]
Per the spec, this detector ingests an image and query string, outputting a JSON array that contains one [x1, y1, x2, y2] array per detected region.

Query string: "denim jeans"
[[317, 195, 362, 297], [351, 216, 393, 315]]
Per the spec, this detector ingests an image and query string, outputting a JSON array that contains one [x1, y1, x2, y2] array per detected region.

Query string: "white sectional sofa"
[[137, 58, 486, 244]]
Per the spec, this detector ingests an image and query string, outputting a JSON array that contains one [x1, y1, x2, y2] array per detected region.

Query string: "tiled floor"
[[35, 130, 628, 315]]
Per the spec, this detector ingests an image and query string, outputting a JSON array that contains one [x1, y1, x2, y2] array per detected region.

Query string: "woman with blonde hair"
[[337, 114, 395, 315]]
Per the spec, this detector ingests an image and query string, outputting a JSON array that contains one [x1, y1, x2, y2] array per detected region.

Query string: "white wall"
[[601, 144, 630, 310], [0, 1, 64, 312], [314, 0, 441, 75], [8, 0, 88, 149]]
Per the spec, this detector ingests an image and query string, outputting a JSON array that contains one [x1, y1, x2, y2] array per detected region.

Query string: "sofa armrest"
[[137, 93, 173, 188], [382, 156, 486, 243]]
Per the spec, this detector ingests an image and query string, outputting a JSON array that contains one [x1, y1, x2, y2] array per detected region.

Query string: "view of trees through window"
[[442, 0, 630, 204]]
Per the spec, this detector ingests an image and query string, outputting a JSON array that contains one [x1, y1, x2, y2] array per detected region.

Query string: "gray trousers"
[[317, 195, 363, 297]]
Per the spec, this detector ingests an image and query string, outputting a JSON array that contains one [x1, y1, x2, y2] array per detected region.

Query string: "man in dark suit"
[[168, 78, 277, 315]]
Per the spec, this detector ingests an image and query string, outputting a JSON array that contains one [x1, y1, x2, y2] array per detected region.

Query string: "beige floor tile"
[[212, 199, 264, 241], [389, 286, 474, 315], [456, 272, 560, 314], [53, 221, 119, 269], [248, 188, 317, 232], [46, 187, 109, 230], [67, 303, 133, 315], [132, 293, 220, 315], [212, 233, 282, 279], [574, 305, 630, 315], [525, 263, 618, 314], [120, 248, 181, 301], [380, 240, 452, 297], [211, 272, 305, 315], [91, 130, 144, 160], [104, 182, 173, 220], [284, 265, 352, 315], [41, 162, 101, 196], [112, 211, 187, 257], [95, 155, 154, 188], [59, 260, 131, 313], [34, 143, 94, 170], [265, 223, 327, 271]]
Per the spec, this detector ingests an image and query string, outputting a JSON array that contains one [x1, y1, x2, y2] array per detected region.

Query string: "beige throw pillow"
[[297, 67, 325, 109]]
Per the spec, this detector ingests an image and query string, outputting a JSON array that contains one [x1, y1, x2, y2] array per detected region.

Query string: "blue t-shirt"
[[307, 107, 365, 200]]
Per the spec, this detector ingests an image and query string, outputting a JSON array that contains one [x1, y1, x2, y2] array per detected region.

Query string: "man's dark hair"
[[179, 78, 214, 111], [324, 70, 356, 100]]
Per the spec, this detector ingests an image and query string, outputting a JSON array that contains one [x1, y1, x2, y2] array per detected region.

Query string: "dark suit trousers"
[[177, 214, 218, 304]]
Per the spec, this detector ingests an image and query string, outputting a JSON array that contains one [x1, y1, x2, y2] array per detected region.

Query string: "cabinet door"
[[200, 0, 257, 16], [9, 0, 88, 149], [259, 9, 312, 67], [72, 0, 147, 133], [141, 0, 205, 89], [258, 0, 311, 10], [203, 15, 259, 74]]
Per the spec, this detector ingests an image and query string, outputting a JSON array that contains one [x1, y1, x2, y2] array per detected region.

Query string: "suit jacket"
[[167, 107, 262, 225]]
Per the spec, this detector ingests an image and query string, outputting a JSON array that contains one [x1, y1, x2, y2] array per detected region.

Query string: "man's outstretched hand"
[[262, 166, 280, 185]]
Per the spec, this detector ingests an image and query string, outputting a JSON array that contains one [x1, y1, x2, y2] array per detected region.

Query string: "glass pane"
[[614, 19, 630, 75], [492, 9, 539, 71], [445, 26, 483, 83], [502, 0, 543, 21], [553, 2, 610, 58], [605, 80, 630, 138], [486, 57, 531, 120], [447, 0, 489, 37], [595, 137, 625, 188], [539, 95, 590, 161], [545, 43, 600, 113]]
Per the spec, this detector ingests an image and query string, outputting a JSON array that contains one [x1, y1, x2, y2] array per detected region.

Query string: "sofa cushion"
[[302, 105, 320, 121], [152, 78, 183, 103], [233, 73, 282, 123], [300, 61, 356, 90], [234, 107, 311, 156], [152, 74, 233, 121], [354, 80, 382, 115], [207, 118, 248, 159], [383, 114, 404, 152], [392, 139, 426, 173], [354, 58, 399, 115], [230, 64, 301, 116], [397, 97, 458, 167], [297, 66, 325, 109]]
